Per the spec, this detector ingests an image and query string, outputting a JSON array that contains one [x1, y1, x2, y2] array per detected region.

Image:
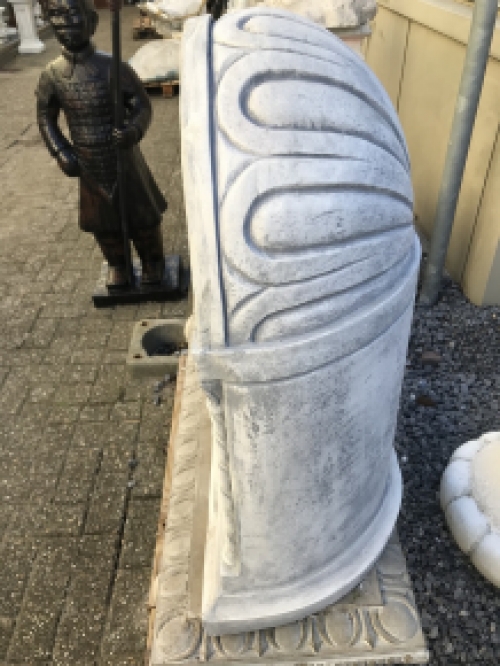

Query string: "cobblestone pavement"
[[0, 10, 189, 665]]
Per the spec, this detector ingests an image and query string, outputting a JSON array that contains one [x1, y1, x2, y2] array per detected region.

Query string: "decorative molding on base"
[[149, 354, 429, 666]]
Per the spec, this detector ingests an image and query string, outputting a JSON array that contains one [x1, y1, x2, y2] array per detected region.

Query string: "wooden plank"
[[143, 80, 180, 98]]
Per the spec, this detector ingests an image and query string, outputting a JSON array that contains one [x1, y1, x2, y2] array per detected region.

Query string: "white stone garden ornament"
[[181, 7, 420, 635], [256, 0, 375, 30], [441, 432, 500, 588], [0, 7, 7, 42], [10, 0, 45, 53]]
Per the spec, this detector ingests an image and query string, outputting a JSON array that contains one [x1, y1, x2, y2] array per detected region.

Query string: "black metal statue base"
[[92, 255, 185, 307]]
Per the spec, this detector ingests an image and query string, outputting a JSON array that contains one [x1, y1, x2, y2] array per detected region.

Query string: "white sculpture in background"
[[139, 0, 205, 36], [181, 8, 420, 635], [129, 38, 180, 83], [0, 4, 19, 42], [0, 6, 8, 41], [34, 0, 44, 26], [441, 432, 500, 588], [228, 0, 375, 29], [10, 0, 44, 53]]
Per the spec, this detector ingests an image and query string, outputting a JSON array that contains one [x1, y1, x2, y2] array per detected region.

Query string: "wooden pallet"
[[144, 79, 180, 98], [132, 16, 160, 40]]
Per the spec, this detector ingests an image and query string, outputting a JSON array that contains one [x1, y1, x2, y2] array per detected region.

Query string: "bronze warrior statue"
[[36, 0, 166, 288]]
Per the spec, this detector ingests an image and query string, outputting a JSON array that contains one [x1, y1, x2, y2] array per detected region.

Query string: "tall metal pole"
[[419, 0, 498, 306], [111, 0, 134, 287]]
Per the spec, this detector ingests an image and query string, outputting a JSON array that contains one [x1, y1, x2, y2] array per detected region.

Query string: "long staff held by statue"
[[110, 0, 134, 288]]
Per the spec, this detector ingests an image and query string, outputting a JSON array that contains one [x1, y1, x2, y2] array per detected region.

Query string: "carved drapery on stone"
[[202, 380, 239, 571]]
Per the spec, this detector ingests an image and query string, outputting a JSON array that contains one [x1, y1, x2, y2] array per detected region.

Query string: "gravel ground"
[[397, 271, 500, 665]]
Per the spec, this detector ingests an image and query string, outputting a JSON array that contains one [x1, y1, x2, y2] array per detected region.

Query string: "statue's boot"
[[133, 226, 165, 285], [94, 232, 130, 289]]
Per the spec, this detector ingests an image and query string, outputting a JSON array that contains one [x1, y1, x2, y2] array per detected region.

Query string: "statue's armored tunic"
[[36, 43, 166, 234]]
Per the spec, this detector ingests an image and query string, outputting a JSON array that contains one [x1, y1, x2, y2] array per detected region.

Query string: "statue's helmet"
[[47, 0, 98, 50]]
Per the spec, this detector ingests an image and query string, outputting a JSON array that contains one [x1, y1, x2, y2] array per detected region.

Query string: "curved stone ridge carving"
[[181, 8, 420, 636], [213, 11, 413, 347]]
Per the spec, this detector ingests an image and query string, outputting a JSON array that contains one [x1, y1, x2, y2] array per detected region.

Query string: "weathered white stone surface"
[[181, 8, 420, 635], [10, 0, 44, 53], [129, 39, 180, 83], [149, 355, 429, 666], [441, 432, 500, 588]]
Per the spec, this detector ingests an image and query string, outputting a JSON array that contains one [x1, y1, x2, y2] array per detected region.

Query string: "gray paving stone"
[[62, 364, 98, 384], [53, 385, 92, 405], [0, 538, 38, 616], [100, 568, 151, 660], [55, 447, 101, 504], [7, 611, 58, 661], [0, 617, 15, 661], [110, 400, 141, 423], [52, 603, 107, 666], [0, 8, 186, 665], [79, 404, 112, 422], [101, 656, 145, 666], [20, 541, 77, 614], [48, 404, 81, 425], [85, 486, 127, 535], [77, 534, 119, 571], [132, 450, 166, 498], [37, 504, 87, 536], [120, 498, 160, 568]]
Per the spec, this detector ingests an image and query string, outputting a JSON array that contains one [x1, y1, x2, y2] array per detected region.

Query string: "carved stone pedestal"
[[148, 355, 429, 666]]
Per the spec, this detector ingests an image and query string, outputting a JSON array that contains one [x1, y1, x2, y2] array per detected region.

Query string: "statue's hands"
[[112, 124, 141, 150], [57, 147, 80, 177]]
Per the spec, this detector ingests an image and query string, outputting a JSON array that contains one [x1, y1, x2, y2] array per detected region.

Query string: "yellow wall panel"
[[365, 8, 409, 107], [463, 129, 500, 305], [397, 24, 500, 281]]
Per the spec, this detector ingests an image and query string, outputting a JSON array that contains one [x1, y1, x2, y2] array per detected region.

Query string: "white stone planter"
[[10, 0, 45, 53], [181, 8, 420, 635]]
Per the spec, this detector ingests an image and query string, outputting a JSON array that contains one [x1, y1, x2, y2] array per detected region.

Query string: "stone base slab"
[[92, 255, 185, 307], [148, 355, 429, 666]]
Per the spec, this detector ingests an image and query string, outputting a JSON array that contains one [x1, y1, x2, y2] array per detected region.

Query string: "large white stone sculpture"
[[181, 8, 420, 635]]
